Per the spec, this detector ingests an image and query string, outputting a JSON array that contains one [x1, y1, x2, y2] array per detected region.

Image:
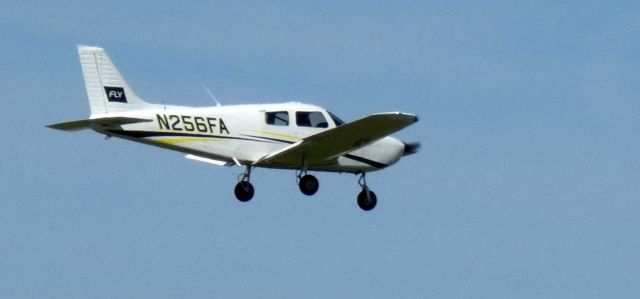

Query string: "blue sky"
[[1, 1, 639, 298]]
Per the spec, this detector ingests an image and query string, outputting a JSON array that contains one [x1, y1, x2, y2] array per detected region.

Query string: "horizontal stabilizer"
[[46, 119, 91, 131], [92, 117, 152, 126], [47, 117, 152, 131]]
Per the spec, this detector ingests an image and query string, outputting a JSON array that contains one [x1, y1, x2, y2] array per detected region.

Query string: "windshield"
[[328, 111, 345, 126]]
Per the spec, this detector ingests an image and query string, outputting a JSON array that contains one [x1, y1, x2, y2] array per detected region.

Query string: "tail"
[[77, 45, 152, 115]]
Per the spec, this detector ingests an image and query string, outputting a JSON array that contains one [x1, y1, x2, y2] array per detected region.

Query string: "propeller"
[[402, 142, 421, 156]]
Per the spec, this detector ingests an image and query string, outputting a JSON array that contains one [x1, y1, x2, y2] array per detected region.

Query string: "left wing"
[[255, 112, 418, 166]]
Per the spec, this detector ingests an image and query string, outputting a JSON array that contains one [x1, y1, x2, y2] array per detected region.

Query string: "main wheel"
[[357, 189, 377, 211], [299, 174, 319, 196], [234, 181, 254, 202]]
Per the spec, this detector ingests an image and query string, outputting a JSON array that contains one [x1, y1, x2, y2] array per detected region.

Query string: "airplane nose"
[[385, 137, 406, 166], [355, 137, 414, 169]]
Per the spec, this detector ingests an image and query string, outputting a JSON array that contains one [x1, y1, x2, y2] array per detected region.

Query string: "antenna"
[[201, 83, 222, 107]]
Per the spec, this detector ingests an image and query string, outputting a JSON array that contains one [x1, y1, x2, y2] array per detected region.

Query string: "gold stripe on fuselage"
[[252, 130, 300, 141], [154, 137, 222, 145]]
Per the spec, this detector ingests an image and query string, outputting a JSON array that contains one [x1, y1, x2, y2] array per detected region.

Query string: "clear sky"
[[1, 1, 639, 298]]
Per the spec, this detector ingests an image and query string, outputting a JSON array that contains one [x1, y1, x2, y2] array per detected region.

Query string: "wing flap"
[[185, 154, 234, 167], [256, 112, 418, 166]]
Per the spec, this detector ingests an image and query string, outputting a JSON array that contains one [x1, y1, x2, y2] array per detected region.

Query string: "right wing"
[[256, 112, 418, 166]]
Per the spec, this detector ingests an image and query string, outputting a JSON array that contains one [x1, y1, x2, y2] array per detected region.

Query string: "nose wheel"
[[234, 166, 254, 202], [356, 172, 377, 211], [298, 171, 319, 196]]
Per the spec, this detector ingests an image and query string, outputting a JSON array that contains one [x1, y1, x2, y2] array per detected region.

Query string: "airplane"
[[48, 45, 420, 211]]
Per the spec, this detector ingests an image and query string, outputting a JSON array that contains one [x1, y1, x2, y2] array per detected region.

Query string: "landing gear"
[[230, 167, 379, 210], [356, 172, 377, 211], [234, 182, 254, 202], [234, 166, 254, 202], [297, 170, 319, 196], [357, 189, 377, 211]]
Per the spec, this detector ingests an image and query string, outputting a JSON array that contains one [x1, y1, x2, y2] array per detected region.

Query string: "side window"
[[265, 111, 289, 126], [296, 111, 328, 128]]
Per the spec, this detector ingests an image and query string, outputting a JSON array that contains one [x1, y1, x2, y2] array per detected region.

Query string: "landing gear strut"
[[234, 166, 254, 202], [356, 172, 377, 211], [297, 170, 319, 196]]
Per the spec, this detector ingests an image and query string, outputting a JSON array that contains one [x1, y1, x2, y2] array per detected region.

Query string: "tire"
[[357, 189, 377, 211], [234, 181, 254, 202], [299, 175, 319, 196]]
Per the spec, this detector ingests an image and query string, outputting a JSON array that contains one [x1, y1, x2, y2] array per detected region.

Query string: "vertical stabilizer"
[[77, 45, 152, 115]]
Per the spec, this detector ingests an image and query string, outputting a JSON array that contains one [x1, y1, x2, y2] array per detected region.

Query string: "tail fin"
[[77, 45, 152, 115]]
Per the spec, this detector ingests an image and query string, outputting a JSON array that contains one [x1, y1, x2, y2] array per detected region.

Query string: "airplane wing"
[[255, 112, 418, 166], [47, 117, 152, 131]]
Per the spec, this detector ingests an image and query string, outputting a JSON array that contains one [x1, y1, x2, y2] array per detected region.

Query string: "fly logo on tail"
[[104, 86, 127, 103]]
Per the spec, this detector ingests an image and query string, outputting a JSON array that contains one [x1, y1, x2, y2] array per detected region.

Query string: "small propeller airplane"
[[48, 45, 420, 211]]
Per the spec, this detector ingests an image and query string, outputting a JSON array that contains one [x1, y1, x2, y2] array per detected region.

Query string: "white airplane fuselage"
[[94, 102, 406, 173]]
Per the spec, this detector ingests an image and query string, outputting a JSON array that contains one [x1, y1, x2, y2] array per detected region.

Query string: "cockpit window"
[[328, 111, 345, 126], [296, 111, 328, 128], [265, 111, 289, 126]]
